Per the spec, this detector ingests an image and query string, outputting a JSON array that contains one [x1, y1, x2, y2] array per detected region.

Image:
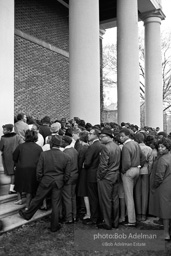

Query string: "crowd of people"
[[0, 113, 171, 240]]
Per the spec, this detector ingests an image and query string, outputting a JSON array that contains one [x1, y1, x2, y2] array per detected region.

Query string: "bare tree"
[[103, 32, 171, 112], [103, 44, 117, 86]]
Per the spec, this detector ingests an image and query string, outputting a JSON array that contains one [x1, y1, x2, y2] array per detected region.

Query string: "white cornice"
[[57, 0, 69, 8], [140, 8, 166, 21], [15, 29, 69, 58]]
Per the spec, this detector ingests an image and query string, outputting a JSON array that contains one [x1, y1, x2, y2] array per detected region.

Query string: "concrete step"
[[0, 198, 26, 218], [0, 209, 51, 233], [0, 194, 51, 234], [0, 194, 18, 204], [0, 184, 10, 196]]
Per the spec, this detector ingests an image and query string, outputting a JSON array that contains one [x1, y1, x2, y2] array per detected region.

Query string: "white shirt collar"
[[123, 138, 132, 145], [64, 144, 73, 149], [92, 138, 99, 144]]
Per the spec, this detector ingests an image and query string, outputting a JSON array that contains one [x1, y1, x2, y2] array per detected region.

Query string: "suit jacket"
[[63, 147, 78, 184], [84, 140, 102, 182], [36, 148, 71, 189], [97, 141, 121, 182]]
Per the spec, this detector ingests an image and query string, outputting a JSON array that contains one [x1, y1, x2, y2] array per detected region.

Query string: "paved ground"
[[0, 216, 171, 256]]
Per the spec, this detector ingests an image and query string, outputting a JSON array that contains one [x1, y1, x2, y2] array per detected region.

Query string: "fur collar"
[[1, 132, 17, 138]]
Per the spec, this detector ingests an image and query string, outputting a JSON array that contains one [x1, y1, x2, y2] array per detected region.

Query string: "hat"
[[41, 116, 51, 124], [51, 135, 62, 147], [50, 122, 61, 133], [2, 124, 14, 131], [101, 127, 114, 138], [62, 135, 72, 145]]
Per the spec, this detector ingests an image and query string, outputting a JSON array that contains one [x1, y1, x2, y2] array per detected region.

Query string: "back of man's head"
[[50, 135, 62, 148], [119, 128, 130, 137]]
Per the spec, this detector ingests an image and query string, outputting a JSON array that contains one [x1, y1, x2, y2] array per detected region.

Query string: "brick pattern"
[[14, 0, 70, 120], [14, 36, 69, 120], [15, 0, 69, 51]]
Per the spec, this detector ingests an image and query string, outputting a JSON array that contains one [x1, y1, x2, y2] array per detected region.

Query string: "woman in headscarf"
[[149, 137, 171, 241]]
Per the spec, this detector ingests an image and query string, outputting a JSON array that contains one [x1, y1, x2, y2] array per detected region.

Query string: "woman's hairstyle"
[[79, 130, 89, 143], [27, 116, 35, 125], [25, 129, 38, 142], [134, 132, 145, 144], [158, 137, 171, 150], [119, 128, 130, 136], [17, 113, 25, 121]]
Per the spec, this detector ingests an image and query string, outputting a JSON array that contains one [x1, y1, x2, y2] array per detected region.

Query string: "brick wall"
[[15, 0, 69, 51], [14, 0, 70, 120]]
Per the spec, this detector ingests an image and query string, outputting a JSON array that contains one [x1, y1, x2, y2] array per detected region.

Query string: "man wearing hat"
[[19, 135, 71, 232], [61, 135, 78, 223], [0, 124, 22, 194], [45, 122, 61, 144], [97, 127, 121, 230]]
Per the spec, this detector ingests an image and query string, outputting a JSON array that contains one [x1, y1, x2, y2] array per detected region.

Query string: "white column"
[[117, 0, 140, 126], [142, 11, 164, 130], [0, 1, 14, 188], [69, 0, 100, 125], [0, 0, 14, 131]]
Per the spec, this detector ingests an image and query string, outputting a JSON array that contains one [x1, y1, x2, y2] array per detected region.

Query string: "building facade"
[[0, 0, 165, 190]]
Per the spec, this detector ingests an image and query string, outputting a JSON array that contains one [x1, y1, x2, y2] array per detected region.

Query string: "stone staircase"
[[0, 193, 51, 234]]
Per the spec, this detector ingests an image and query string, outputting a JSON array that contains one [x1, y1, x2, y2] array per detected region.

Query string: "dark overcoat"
[[13, 142, 42, 194], [0, 133, 21, 175], [149, 151, 171, 218], [36, 148, 71, 189]]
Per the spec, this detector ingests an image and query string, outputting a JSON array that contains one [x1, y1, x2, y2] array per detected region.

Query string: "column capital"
[[140, 9, 165, 23]]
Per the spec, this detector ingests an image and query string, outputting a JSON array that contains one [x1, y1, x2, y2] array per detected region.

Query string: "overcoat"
[[0, 133, 21, 175], [36, 148, 71, 189], [13, 142, 42, 194], [149, 151, 171, 218]]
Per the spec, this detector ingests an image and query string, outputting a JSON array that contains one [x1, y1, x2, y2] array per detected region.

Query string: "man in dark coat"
[[97, 127, 121, 230], [83, 128, 102, 225], [19, 135, 71, 232], [62, 135, 78, 223]]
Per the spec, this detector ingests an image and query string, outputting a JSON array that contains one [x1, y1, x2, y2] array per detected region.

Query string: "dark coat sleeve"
[[84, 145, 95, 169], [13, 145, 20, 164], [97, 145, 109, 179], [78, 145, 88, 171], [153, 157, 167, 188], [63, 155, 71, 184], [0, 138, 4, 151], [36, 152, 44, 182]]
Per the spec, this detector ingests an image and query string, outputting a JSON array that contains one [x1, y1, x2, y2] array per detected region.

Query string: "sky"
[[103, 0, 171, 108]]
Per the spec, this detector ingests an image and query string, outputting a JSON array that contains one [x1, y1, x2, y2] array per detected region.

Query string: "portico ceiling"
[[62, 0, 117, 23], [61, 0, 163, 29]]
